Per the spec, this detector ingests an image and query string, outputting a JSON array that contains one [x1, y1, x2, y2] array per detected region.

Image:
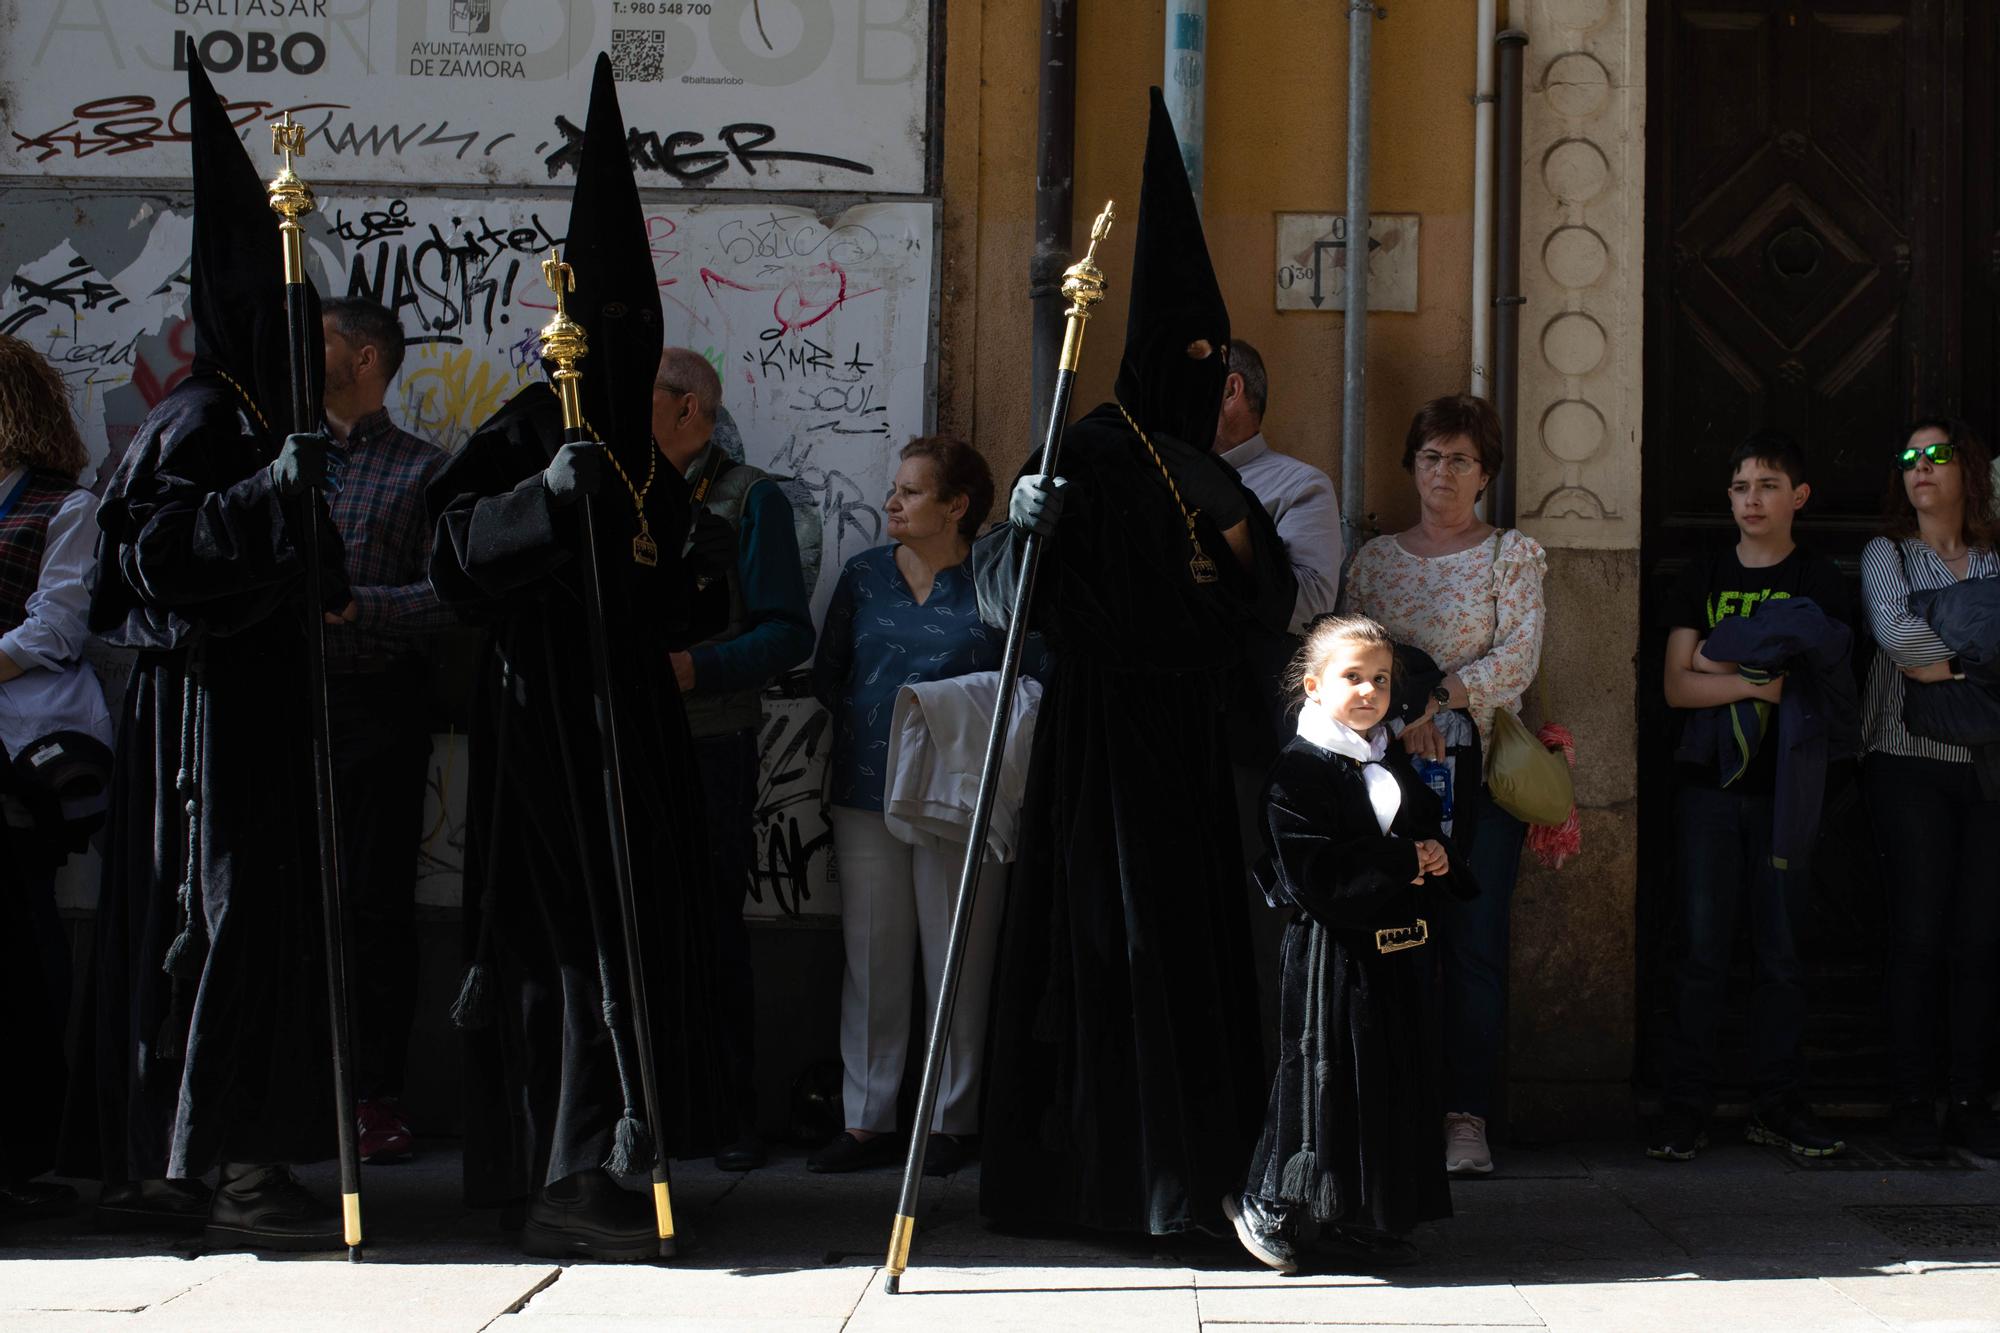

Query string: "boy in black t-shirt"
[[1649, 429, 1849, 1162]]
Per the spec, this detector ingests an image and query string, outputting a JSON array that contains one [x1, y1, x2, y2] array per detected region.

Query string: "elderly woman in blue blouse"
[[808, 435, 1015, 1176]]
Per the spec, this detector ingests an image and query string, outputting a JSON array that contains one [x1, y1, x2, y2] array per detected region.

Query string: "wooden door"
[[1641, 0, 1972, 1107]]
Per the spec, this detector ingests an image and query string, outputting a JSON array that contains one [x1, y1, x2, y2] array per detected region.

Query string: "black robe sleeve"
[[98, 389, 346, 638]]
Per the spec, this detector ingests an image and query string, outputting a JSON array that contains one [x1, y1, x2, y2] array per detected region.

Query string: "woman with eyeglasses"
[[1858, 419, 2000, 1161], [1342, 394, 1547, 1177]]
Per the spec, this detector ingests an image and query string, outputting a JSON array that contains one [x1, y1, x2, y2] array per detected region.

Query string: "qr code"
[[610, 29, 666, 83]]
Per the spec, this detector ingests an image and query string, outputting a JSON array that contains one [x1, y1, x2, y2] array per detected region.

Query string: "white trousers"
[[830, 806, 1007, 1134]]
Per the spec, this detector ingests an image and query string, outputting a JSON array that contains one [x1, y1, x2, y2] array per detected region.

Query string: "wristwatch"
[[1431, 684, 1452, 707]]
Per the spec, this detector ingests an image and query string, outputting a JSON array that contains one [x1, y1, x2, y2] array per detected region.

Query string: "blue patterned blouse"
[[811, 544, 1030, 812]]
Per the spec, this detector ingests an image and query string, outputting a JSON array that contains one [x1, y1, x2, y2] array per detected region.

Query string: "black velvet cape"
[[972, 403, 1297, 1236], [428, 384, 728, 1206], [1244, 735, 1476, 1238], [66, 379, 347, 1181]]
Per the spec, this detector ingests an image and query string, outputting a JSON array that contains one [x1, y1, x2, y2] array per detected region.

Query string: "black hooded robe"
[[429, 384, 728, 1207], [1245, 737, 1469, 1238], [69, 382, 346, 1182], [973, 403, 1297, 1235]]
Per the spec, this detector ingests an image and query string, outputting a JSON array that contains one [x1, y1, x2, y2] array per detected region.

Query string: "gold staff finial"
[[266, 112, 316, 284], [1056, 200, 1116, 369], [538, 246, 589, 431]]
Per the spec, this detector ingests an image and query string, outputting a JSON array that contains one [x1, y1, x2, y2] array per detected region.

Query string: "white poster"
[[2, 0, 931, 193]]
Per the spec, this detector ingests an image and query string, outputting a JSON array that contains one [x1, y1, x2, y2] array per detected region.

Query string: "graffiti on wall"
[[3, 189, 932, 915]]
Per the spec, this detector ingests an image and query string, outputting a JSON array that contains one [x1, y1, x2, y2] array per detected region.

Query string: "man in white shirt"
[[1213, 340, 1344, 631]]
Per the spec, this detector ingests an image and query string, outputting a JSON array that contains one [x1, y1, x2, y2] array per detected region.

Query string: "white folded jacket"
[[881, 670, 1043, 863]]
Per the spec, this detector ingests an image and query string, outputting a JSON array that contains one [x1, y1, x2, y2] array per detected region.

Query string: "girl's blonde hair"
[[1286, 613, 1397, 699], [0, 334, 88, 478]]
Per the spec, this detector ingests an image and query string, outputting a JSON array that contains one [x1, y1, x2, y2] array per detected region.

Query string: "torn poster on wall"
[[6, 188, 934, 917], [1, 0, 930, 194]]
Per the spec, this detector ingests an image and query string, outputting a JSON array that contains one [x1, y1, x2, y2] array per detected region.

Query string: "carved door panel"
[[1641, 0, 1966, 1106]]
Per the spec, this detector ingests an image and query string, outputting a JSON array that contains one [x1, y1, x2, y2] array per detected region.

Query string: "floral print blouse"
[[1343, 528, 1549, 756]]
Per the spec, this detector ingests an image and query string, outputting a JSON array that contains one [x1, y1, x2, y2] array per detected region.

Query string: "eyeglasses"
[[1414, 450, 1481, 477], [1896, 441, 1956, 470]]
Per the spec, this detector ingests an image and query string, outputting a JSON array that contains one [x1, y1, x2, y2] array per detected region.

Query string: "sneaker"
[[1645, 1105, 1709, 1161], [1745, 1102, 1845, 1159], [1945, 1098, 2000, 1162], [357, 1097, 414, 1165], [1222, 1191, 1298, 1274], [1444, 1112, 1493, 1175], [1889, 1098, 1946, 1161]]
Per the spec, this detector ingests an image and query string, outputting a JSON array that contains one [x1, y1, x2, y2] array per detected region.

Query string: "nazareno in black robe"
[[66, 380, 348, 1182], [428, 382, 729, 1207], [1244, 735, 1477, 1238], [972, 403, 1297, 1236]]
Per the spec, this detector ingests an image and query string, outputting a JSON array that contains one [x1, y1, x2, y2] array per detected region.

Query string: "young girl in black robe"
[[1225, 615, 1476, 1273]]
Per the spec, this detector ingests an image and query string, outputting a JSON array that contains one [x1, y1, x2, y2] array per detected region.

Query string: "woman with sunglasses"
[[1859, 419, 2000, 1160]]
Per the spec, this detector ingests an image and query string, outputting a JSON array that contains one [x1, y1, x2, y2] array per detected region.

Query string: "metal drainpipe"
[[1030, 0, 1079, 445], [1340, 2, 1384, 557], [1470, 0, 1496, 400], [1164, 1, 1208, 211], [1491, 28, 1528, 527]]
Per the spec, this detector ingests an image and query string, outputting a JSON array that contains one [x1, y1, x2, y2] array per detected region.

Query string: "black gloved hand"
[[689, 510, 737, 579], [1008, 475, 1069, 538], [541, 441, 606, 507], [269, 431, 344, 498]]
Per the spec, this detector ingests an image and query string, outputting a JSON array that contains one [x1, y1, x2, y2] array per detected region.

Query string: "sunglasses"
[[1897, 441, 1956, 470]]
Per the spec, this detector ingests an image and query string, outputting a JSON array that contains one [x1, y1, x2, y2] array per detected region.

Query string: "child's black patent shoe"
[[1222, 1192, 1298, 1274]]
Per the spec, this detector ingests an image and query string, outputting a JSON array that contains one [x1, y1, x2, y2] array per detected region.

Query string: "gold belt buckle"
[[1375, 919, 1429, 954]]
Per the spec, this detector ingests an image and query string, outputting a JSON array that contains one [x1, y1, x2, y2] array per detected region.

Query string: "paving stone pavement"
[[3, 1133, 1997, 1330]]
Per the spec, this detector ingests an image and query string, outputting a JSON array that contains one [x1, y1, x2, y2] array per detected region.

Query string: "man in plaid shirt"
[[319, 298, 455, 1166]]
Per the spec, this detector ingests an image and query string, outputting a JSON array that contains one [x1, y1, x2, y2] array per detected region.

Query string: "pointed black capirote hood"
[[563, 53, 663, 468], [186, 54, 320, 433], [1113, 87, 1231, 452]]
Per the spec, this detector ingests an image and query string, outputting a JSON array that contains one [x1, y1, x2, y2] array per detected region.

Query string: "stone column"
[[1504, 0, 1646, 1138]]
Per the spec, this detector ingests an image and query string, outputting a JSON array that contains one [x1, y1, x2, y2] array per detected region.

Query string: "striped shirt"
[[1859, 535, 2000, 763]]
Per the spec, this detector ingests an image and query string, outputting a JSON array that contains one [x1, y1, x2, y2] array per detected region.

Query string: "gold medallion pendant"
[[1188, 547, 1219, 585], [632, 529, 660, 567]]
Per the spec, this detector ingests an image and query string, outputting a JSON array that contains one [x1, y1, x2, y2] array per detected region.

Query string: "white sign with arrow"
[[1274, 212, 1419, 313]]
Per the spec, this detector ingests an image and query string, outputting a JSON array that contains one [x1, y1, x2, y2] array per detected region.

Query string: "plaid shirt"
[[325, 408, 453, 672]]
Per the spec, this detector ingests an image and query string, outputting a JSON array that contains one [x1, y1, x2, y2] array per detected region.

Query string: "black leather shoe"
[[520, 1169, 659, 1263], [1222, 1192, 1298, 1274], [714, 1131, 768, 1173], [922, 1134, 974, 1177], [205, 1163, 342, 1252], [806, 1131, 901, 1174], [0, 1179, 78, 1224], [1312, 1225, 1420, 1271], [96, 1178, 212, 1233]]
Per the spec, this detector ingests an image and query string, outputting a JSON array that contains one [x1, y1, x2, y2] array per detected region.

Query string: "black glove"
[[269, 431, 344, 498], [689, 510, 736, 580], [1008, 475, 1068, 538], [541, 441, 605, 507]]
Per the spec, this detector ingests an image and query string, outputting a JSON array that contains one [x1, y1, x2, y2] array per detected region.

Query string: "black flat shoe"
[[0, 1179, 78, 1224], [1309, 1225, 1420, 1271], [922, 1133, 974, 1177], [714, 1131, 768, 1173], [520, 1169, 660, 1263], [806, 1131, 901, 1174], [205, 1163, 342, 1253], [96, 1178, 212, 1233]]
